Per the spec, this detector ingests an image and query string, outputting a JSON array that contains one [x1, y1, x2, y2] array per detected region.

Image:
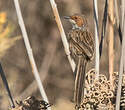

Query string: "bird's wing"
[[68, 29, 94, 60], [79, 30, 94, 59]]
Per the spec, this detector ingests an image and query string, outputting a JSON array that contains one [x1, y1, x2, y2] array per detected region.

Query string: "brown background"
[[0, 0, 121, 110]]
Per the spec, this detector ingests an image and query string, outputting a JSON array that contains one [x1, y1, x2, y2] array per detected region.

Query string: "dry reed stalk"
[[13, 1, 50, 110], [99, 0, 108, 58], [115, 0, 125, 109], [0, 63, 15, 108], [121, 0, 125, 30], [93, 0, 100, 79], [116, 18, 125, 110], [114, 0, 119, 27], [49, 0, 76, 72], [121, 0, 125, 70], [108, 0, 114, 86], [17, 28, 58, 100]]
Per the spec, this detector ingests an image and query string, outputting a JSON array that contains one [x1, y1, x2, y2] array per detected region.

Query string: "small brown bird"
[[64, 14, 94, 109]]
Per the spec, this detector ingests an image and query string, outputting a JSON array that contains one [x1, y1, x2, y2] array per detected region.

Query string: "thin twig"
[[0, 63, 15, 108], [49, 0, 76, 72], [13, 1, 50, 110], [93, 0, 100, 79]]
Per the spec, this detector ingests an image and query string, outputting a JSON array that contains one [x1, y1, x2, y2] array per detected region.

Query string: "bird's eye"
[[74, 17, 77, 19]]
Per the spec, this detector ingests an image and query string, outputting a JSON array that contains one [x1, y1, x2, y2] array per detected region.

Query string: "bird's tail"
[[74, 57, 87, 109]]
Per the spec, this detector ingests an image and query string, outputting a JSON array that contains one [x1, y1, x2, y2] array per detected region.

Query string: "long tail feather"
[[74, 57, 87, 109]]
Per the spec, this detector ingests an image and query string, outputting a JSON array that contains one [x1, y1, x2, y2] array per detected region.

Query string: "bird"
[[64, 14, 94, 109]]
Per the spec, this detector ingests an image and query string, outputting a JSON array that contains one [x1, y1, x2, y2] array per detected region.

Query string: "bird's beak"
[[64, 16, 70, 20]]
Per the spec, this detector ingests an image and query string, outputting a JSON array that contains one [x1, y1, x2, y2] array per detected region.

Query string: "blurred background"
[[0, 0, 121, 110]]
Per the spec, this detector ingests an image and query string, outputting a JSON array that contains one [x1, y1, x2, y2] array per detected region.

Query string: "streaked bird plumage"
[[65, 14, 94, 109]]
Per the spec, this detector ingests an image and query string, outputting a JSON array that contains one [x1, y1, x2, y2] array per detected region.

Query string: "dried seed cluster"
[[10, 96, 51, 110], [80, 69, 125, 110]]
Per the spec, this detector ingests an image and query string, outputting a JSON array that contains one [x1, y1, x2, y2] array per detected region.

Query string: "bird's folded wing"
[[68, 29, 94, 59]]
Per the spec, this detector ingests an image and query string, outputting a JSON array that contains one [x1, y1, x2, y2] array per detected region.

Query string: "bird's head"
[[64, 14, 88, 29]]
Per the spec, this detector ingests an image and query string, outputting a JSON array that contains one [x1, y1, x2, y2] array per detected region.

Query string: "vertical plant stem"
[[108, 0, 114, 86], [114, 0, 122, 44], [100, 0, 108, 57], [0, 63, 15, 108], [121, 0, 125, 70], [115, 1, 125, 109], [114, 0, 119, 27], [49, 0, 76, 72], [116, 18, 125, 110], [93, 0, 100, 79], [13, 1, 50, 110], [121, 0, 125, 30]]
